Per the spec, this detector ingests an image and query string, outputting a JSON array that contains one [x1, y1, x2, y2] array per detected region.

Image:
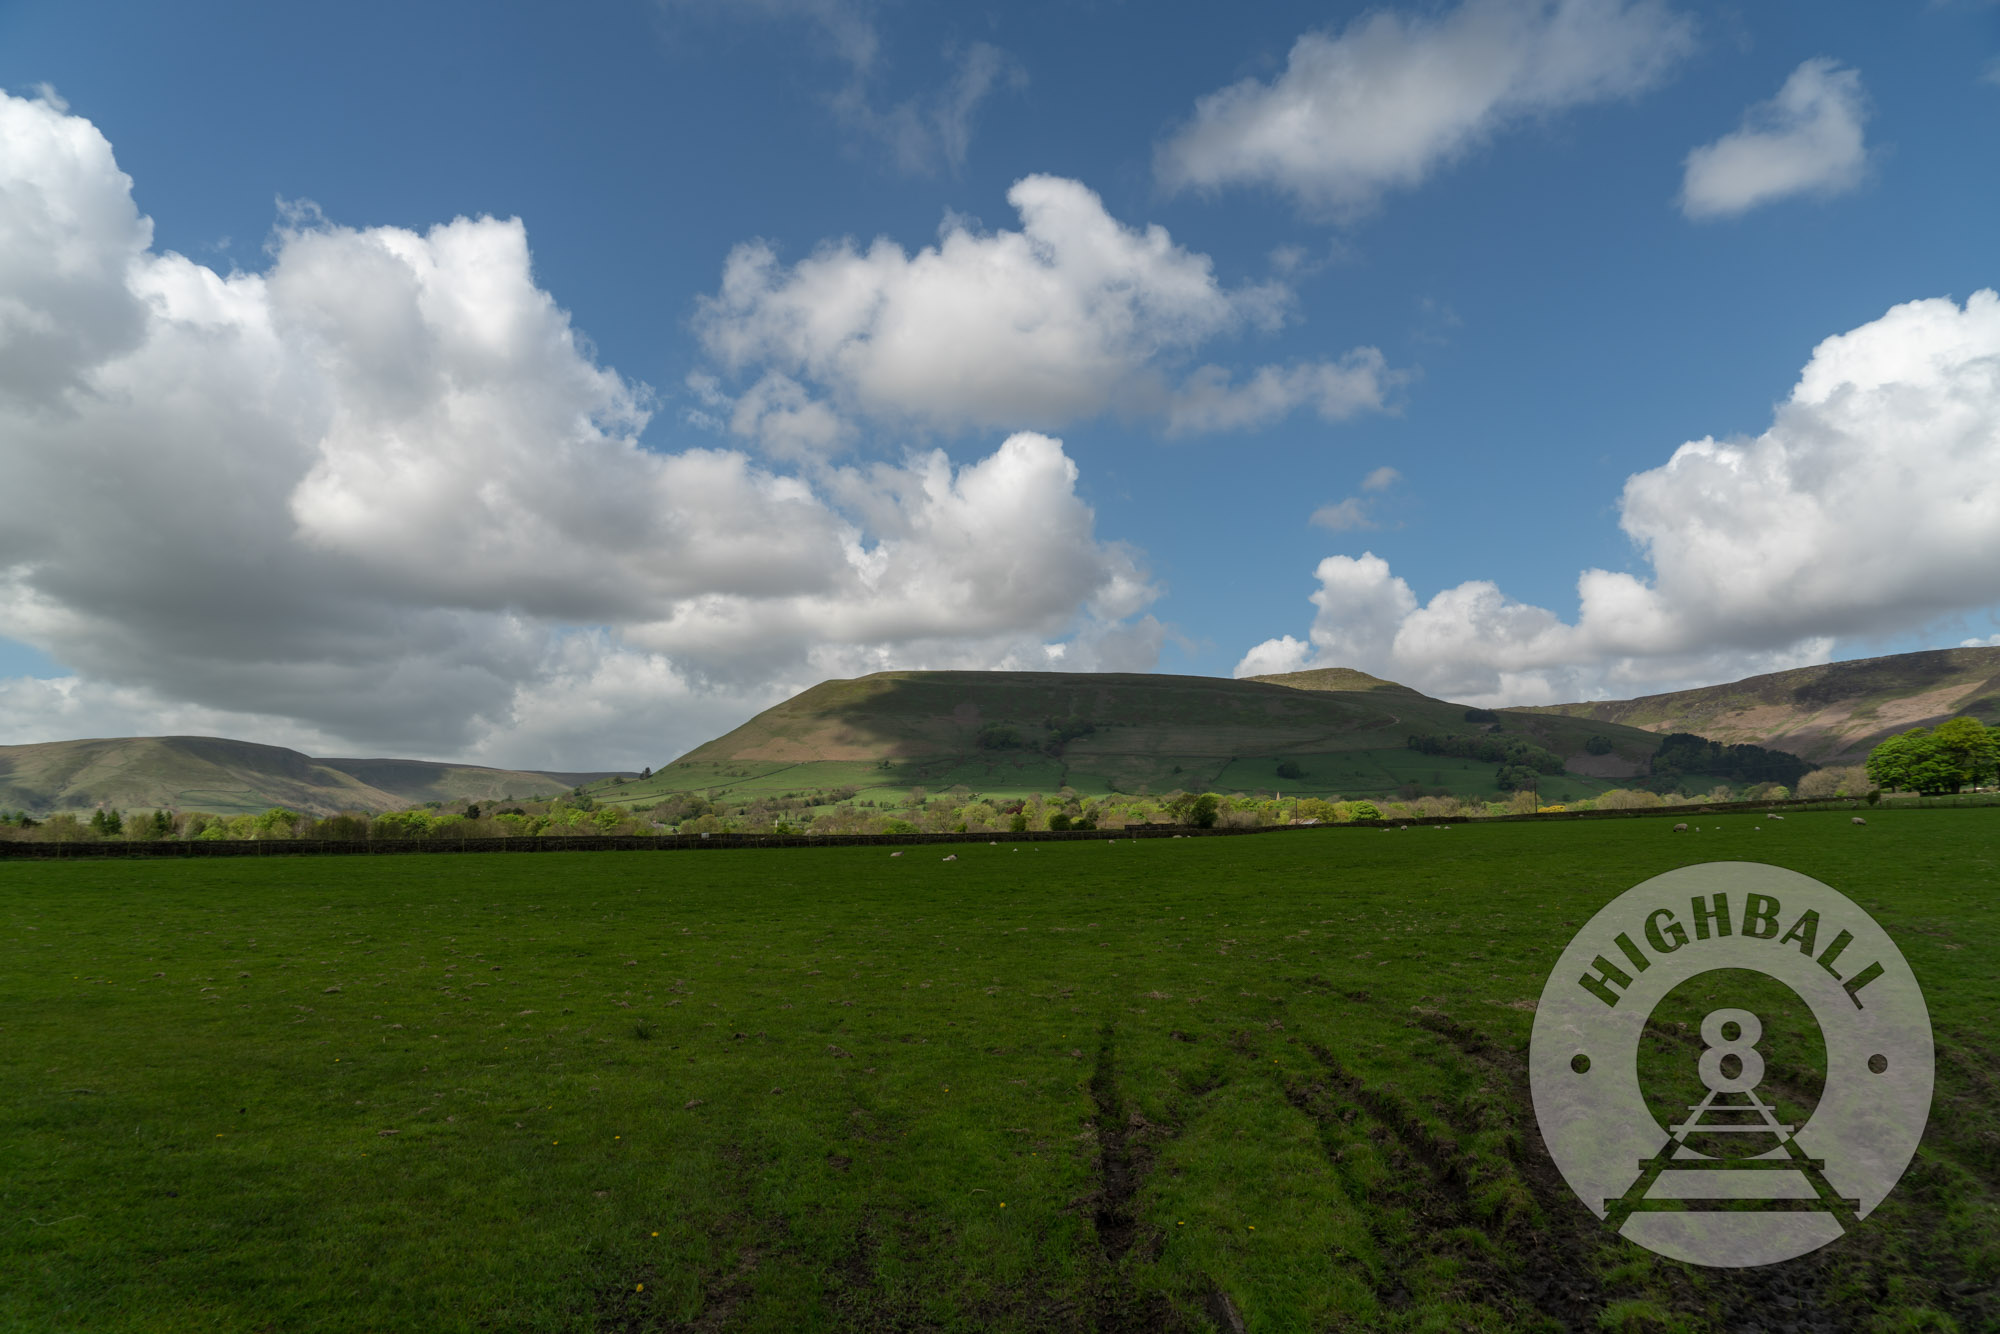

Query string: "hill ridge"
[[0, 734, 629, 817], [1503, 645, 2000, 765]]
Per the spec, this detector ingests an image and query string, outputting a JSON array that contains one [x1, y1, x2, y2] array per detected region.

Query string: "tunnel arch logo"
[[1529, 862, 1932, 1268]]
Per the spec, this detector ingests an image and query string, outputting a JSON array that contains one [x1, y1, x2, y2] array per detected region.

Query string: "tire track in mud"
[[1086, 1022, 1202, 1334], [1089, 1023, 1143, 1263], [1629, 1013, 2000, 1331], [1405, 1005, 1993, 1334], [1288, 1032, 1595, 1330]]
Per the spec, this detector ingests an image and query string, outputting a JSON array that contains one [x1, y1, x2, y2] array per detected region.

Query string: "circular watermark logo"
[[1530, 862, 1932, 1268]]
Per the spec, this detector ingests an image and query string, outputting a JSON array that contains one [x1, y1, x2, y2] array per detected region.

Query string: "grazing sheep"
[[890, 851, 903, 858], [1853, 816, 1867, 826], [942, 854, 957, 861], [1673, 823, 1688, 832], [1769, 815, 1785, 821]]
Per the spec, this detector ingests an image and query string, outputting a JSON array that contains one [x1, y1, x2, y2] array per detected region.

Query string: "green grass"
[[4, 810, 1997, 1331]]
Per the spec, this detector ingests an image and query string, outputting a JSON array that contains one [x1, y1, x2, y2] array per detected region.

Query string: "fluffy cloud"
[[1680, 59, 1868, 220], [1238, 290, 2000, 703], [1156, 0, 1695, 218], [0, 89, 1158, 768], [693, 174, 1397, 444]]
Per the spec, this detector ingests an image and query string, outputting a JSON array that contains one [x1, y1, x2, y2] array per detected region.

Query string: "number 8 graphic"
[[1698, 1007, 1765, 1094]]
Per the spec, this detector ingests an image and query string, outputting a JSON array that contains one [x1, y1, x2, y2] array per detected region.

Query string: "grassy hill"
[[0, 736, 626, 817], [1504, 646, 2000, 765], [597, 670, 1668, 809]]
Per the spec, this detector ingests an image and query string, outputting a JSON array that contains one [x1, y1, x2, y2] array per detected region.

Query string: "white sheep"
[[1852, 816, 1867, 826], [1673, 823, 1688, 832], [890, 851, 903, 858], [942, 854, 958, 861]]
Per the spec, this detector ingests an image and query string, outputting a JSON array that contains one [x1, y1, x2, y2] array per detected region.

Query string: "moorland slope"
[[0, 735, 625, 816], [1505, 646, 2000, 765], [610, 669, 1664, 804]]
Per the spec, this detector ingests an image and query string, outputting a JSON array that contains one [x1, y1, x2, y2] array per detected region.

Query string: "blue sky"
[[1, 0, 1996, 768]]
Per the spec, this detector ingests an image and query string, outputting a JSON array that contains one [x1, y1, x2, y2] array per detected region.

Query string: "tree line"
[[1649, 733, 1814, 789]]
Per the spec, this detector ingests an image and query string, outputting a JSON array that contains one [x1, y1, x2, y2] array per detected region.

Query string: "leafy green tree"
[[1046, 811, 1072, 832], [1933, 717, 2000, 789], [88, 808, 123, 837], [254, 808, 301, 839], [1275, 760, 1304, 781], [1866, 727, 1969, 795], [1345, 801, 1383, 822], [1585, 735, 1613, 756]]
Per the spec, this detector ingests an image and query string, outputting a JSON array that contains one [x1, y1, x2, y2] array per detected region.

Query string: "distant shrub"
[[1275, 760, 1304, 781], [372, 810, 434, 839], [1294, 798, 1340, 823], [316, 814, 370, 840], [254, 808, 301, 839], [1046, 812, 1072, 832], [1585, 735, 1613, 755], [1797, 766, 1866, 800], [1463, 708, 1499, 723]]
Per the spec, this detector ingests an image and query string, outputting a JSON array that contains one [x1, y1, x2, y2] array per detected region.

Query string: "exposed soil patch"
[[1089, 1024, 1141, 1262], [1406, 1004, 1944, 1334]]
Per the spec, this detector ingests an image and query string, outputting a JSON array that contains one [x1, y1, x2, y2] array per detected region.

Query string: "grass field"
[[4, 811, 1997, 1331]]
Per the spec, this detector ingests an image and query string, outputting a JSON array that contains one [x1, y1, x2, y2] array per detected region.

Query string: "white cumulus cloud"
[[1680, 59, 1869, 220], [693, 174, 1397, 444], [1157, 0, 1695, 219], [0, 88, 1159, 769], [1238, 290, 2000, 704]]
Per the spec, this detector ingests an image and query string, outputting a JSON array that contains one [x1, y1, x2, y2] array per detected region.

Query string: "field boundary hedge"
[[2, 793, 1989, 860], [0, 824, 1275, 859]]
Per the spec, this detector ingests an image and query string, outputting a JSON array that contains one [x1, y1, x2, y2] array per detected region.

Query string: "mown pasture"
[[3, 810, 1996, 1332]]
